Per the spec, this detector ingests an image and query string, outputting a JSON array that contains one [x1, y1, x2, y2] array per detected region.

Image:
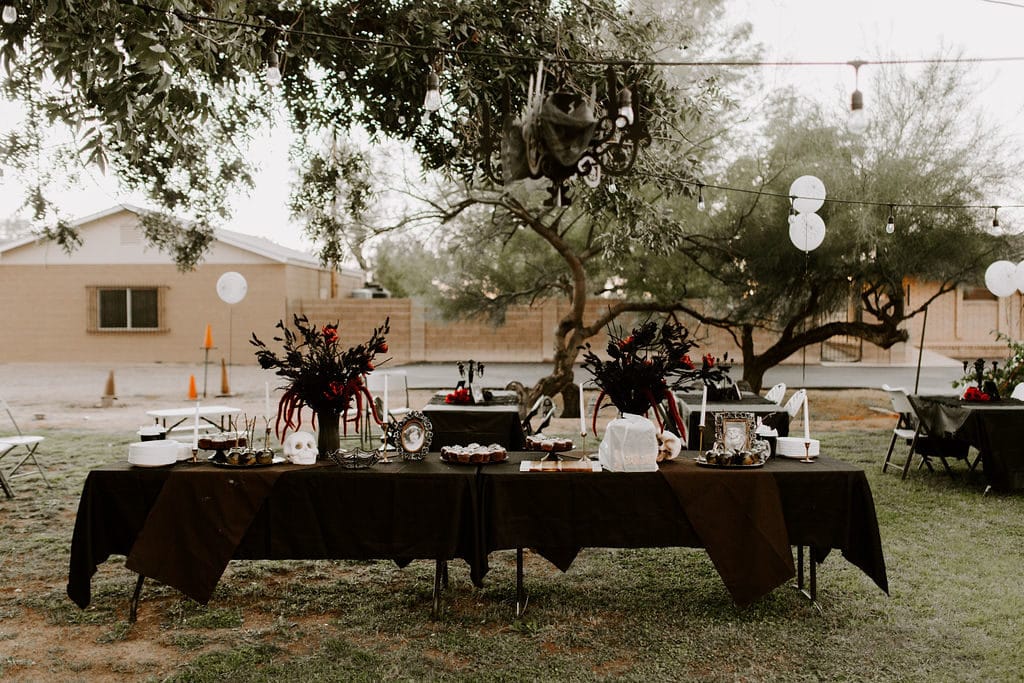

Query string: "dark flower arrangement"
[[445, 387, 472, 404], [251, 314, 390, 440], [580, 319, 726, 436], [961, 386, 991, 403], [953, 334, 1024, 399]]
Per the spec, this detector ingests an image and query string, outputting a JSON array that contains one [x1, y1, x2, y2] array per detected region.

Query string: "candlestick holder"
[[698, 425, 705, 453], [577, 431, 591, 460], [800, 440, 815, 463]]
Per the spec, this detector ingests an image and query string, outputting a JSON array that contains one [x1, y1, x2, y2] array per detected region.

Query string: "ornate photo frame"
[[388, 411, 434, 459], [714, 411, 756, 451]]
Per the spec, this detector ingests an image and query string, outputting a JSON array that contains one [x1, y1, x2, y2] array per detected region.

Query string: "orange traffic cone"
[[188, 374, 198, 400], [203, 324, 214, 350], [219, 358, 232, 397], [101, 370, 117, 408]]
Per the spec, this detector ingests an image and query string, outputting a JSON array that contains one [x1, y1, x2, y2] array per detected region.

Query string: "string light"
[[992, 206, 1001, 230], [616, 85, 634, 127], [885, 205, 895, 234], [848, 60, 867, 135], [2, 4, 16, 24], [423, 69, 442, 113], [696, 184, 705, 211], [265, 48, 281, 86]]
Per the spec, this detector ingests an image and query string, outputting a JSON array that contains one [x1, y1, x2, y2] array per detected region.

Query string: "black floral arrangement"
[[251, 314, 390, 440], [580, 319, 727, 435]]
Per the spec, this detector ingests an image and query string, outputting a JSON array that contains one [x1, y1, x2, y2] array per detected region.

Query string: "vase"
[[316, 410, 341, 460]]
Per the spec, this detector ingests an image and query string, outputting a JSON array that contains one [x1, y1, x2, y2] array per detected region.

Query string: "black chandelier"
[[478, 64, 651, 206]]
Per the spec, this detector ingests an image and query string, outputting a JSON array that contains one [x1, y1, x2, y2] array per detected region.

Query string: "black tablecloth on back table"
[[422, 392, 525, 452]]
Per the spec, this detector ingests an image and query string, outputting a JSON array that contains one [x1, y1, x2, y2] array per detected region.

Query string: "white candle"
[[265, 381, 271, 416], [192, 400, 201, 449], [803, 393, 810, 441], [579, 383, 586, 436], [699, 384, 708, 427], [383, 374, 389, 420]]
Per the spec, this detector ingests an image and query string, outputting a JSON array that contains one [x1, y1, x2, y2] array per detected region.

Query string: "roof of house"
[[0, 204, 362, 277]]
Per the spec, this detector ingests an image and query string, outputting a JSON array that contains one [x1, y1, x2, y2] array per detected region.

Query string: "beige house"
[[0, 205, 364, 364]]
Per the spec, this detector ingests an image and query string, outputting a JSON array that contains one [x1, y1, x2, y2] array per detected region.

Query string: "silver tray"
[[209, 455, 285, 468], [695, 457, 765, 469]]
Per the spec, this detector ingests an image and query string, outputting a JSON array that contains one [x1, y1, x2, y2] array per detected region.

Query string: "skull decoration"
[[283, 431, 317, 465], [656, 431, 682, 462]]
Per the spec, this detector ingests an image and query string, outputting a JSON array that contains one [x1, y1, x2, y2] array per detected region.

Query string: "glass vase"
[[316, 410, 341, 460]]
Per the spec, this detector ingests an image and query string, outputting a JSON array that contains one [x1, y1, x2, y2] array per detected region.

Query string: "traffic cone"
[[218, 358, 232, 397], [203, 324, 214, 350], [101, 370, 117, 408], [188, 374, 198, 400]]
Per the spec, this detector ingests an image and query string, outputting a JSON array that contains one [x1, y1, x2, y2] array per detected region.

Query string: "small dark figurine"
[[974, 358, 986, 388], [983, 380, 1001, 400]]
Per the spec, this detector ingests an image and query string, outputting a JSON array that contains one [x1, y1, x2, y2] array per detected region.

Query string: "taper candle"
[[699, 384, 708, 427], [383, 374, 389, 420], [264, 381, 270, 416], [803, 393, 810, 441], [579, 383, 586, 436], [192, 401, 200, 449]]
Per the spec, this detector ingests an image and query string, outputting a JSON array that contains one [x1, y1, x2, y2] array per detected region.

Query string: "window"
[[962, 286, 997, 302], [92, 287, 162, 330]]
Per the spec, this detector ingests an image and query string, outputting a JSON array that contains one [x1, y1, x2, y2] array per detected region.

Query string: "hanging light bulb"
[[847, 60, 868, 135], [265, 49, 282, 86], [423, 70, 442, 113], [885, 205, 895, 234], [787, 196, 797, 225], [992, 206, 1001, 231], [616, 85, 634, 128], [2, 4, 16, 23], [696, 184, 705, 212]]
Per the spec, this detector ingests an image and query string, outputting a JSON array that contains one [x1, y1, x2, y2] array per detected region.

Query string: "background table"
[[677, 392, 790, 446], [910, 395, 1024, 491], [145, 404, 241, 434], [422, 390, 525, 451], [68, 459, 483, 612]]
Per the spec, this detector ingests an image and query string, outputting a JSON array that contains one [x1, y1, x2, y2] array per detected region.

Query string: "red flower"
[[445, 387, 472, 404], [379, 342, 388, 353], [322, 326, 339, 344], [681, 355, 694, 369], [324, 380, 345, 400], [703, 353, 715, 368], [962, 386, 991, 402]]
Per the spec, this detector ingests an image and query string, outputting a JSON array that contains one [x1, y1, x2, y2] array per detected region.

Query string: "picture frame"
[[388, 411, 434, 460], [714, 411, 756, 451]]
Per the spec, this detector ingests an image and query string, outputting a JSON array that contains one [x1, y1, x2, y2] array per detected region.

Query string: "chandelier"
[[477, 63, 651, 206]]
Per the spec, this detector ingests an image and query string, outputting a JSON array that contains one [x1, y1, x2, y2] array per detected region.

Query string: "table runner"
[[659, 460, 795, 606], [124, 462, 305, 604]]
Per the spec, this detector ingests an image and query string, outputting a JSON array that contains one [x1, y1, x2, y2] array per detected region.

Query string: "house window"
[[89, 287, 164, 331], [962, 286, 997, 302]]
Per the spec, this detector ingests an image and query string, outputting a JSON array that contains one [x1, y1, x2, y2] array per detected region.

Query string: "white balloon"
[[1015, 261, 1024, 294], [789, 175, 826, 214], [985, 260, 1018, 298], [216, 271, 248, 304], [788, 212, 826, 252]]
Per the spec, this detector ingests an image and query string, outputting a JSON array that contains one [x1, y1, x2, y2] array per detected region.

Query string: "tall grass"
[[1, 428, 1021, 681]]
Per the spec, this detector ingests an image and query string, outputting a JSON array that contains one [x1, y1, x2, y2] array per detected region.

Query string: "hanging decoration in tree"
[[482, 60, 651, 207], [787, 175, 827, 252]]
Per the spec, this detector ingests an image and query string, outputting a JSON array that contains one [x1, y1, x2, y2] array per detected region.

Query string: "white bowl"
[[128, 440, 180, 467]]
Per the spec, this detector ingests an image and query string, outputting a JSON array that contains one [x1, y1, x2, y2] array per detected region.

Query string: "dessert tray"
[[524, 434, 575, 453], [208, 454, 284, 468], [695, 454, 765, 469], [440, 443, 509, 465]]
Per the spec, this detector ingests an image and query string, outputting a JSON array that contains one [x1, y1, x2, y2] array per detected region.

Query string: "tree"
[[0, 0, 729, 269]]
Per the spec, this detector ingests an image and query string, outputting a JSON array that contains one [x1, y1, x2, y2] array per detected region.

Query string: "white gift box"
[[598, 413, 660, 472]]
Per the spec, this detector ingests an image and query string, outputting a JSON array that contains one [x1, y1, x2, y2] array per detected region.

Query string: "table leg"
[[515, 548, 529, 619], [0, 467, 14, 498], [129, 574, 145, 624], [431, 559, 446, 621], [791, 546, 821, 613]]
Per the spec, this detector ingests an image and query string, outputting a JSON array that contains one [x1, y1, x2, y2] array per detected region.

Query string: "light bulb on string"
[[423, 70, 442, 113], [616, 86, 634, 127], [885, 205, 895, 234], [696, 184, 705, 212], [992, 206, 1001, 231], [847, 60, 868, 135], [265, 49, 282, 86], [2, 4, 16, 23]]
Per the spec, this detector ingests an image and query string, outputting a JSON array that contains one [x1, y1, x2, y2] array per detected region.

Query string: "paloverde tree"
[[0, 0, 732, 267]]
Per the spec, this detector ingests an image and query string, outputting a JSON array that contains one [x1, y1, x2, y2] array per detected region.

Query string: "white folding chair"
[[764, 382, 787, 405], [782, 389, 807, 418], [1011, 383, 1024, 401], [0, 398, 50, 494], [880, 384, 971, 479]]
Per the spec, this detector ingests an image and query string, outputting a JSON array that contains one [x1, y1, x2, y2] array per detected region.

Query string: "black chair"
[[881, 385, 972, 480]]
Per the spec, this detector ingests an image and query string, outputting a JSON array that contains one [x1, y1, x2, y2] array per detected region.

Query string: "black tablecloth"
[[68, 459, 482, 608], [422, 395, 525, 452], [911, 395, 1024, 491], [480, 453, 887, 604], [69, 452, 887, 610]]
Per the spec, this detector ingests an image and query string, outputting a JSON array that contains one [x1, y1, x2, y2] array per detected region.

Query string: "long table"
[[910, 395, 1024, 491], [421, 390, 525, 451], [68, 452, 886, 618]]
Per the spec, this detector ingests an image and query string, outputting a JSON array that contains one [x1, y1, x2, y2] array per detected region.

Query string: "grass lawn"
[[1, 425, 1022, 681]]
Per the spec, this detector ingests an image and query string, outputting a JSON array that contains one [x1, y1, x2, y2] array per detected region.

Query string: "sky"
[[2, 0, 1023, 251]]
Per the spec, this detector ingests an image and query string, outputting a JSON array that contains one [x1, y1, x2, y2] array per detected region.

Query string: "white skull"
[[283, 431, 318, 465], [656, 431, 682, 462]]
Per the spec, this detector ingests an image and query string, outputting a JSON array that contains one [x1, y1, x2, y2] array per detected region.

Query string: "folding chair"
[[522, 396, 556, 436], [0, 398, 50, 494], [880, 385, 971, 480], [764, 382, 787, 405], [1011, 383, 1024, 401], [782, 389, 807, 419]]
